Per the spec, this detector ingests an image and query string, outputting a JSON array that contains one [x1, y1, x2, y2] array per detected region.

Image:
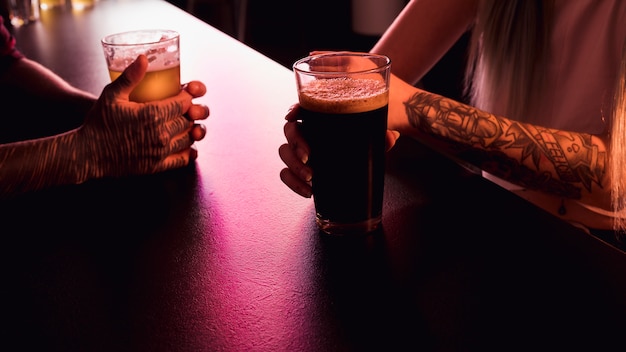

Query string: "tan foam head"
[[298, 78, 388, 114]]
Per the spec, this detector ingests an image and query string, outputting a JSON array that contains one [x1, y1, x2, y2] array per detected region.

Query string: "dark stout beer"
[[298, 77, 389, 235]]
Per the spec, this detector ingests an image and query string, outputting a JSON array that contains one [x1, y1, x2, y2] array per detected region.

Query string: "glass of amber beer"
[[293, 52, 391, 235], [101, 29, 181, 103]]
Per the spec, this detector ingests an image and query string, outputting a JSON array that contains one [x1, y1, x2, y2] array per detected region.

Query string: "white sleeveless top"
[[481, 0, 626, 231]]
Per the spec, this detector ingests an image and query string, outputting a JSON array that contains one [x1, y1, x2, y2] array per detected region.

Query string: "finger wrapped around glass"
[[101, 29, 181, 102], [293, 52, 391, 236]]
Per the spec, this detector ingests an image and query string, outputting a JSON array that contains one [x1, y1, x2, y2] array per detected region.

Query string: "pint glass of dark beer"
[[293, 52, 391, 235]]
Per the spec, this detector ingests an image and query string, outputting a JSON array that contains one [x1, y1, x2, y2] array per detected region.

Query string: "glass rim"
[[101, 29, 179, 46], [292, 51, 391, 75]]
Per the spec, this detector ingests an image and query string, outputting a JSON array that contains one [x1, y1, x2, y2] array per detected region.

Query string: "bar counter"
[[3, 0, 626, 350]]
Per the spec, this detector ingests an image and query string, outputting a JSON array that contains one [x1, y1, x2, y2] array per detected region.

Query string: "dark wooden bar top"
[[2, 1, 625, 350]]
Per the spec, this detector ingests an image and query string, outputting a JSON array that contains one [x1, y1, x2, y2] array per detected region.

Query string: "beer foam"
[[298, 77, 388, 114], [108, 53, 179, 72]]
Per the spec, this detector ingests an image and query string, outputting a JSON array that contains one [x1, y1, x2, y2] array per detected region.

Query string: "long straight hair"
[[465, 0, 626, 235], [465, 0, 552, 121]]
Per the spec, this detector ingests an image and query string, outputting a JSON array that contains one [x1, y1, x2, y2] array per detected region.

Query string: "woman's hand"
[[76, 54, 210, 182], [279, 104, 313, 198]]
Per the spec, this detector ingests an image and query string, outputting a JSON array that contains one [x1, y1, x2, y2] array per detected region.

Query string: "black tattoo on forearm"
[[404, 92, 606, 199]]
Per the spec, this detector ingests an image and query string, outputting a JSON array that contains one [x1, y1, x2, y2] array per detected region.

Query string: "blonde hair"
[[465, 0, 552, 121]]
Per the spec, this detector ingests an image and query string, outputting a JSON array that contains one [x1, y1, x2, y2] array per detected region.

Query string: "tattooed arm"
[[280, 73, 610, 211], [387, 74, 612, 212], [280, 73, 614, 229], [0, 55, 210, 198]]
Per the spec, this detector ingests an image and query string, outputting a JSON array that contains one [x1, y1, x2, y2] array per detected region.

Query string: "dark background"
[[167, 0, 469, 103]]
